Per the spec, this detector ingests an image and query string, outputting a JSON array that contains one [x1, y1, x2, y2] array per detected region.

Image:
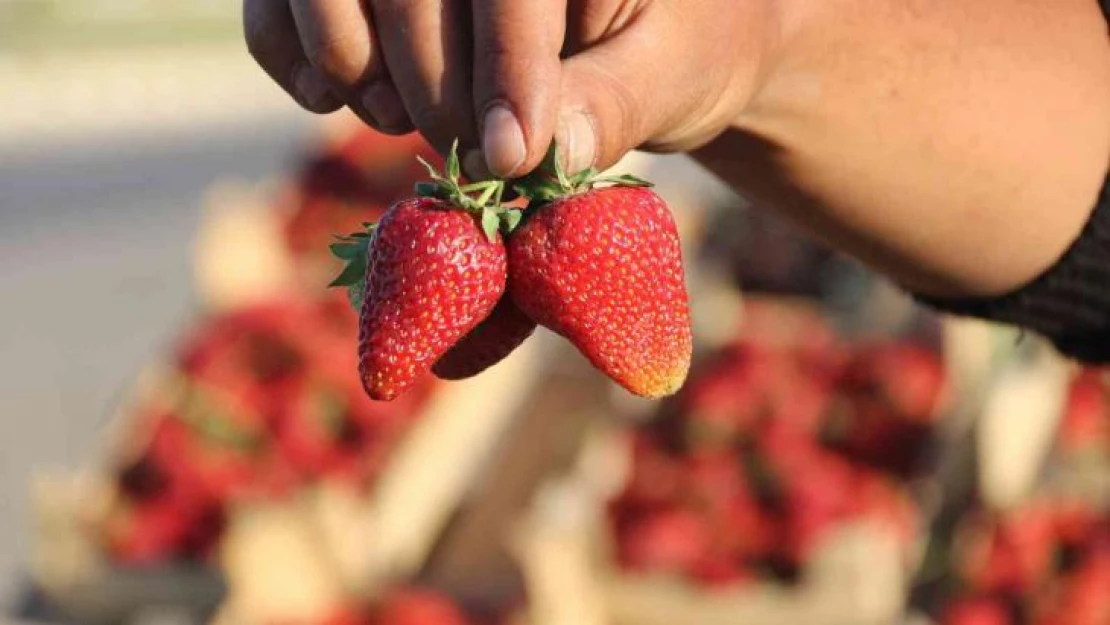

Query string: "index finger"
[[244, 0, 343, 113], [470, 0, 567, 178]]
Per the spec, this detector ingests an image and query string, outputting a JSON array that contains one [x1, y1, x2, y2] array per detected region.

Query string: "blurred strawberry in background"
[[941, 598, 1013, 625], [939, 499, 1110, 625], [374, 587, 475, 625], [608, 306, 944, 588], [1057, 369, 1110, 458], [828, 342, 947, 477], [101, 294, 436, 566]]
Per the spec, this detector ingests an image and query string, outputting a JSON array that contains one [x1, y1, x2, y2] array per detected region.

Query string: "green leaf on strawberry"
[[499, 209, 523, 234], [328, 248, 368, 288], [513, 142, 654, 207], [347, 279, 367, 311], [481, 208, 501, 241], [328, 242, 364, 260]]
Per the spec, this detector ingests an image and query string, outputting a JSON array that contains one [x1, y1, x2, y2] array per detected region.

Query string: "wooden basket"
[[513, 427, 908, 625]]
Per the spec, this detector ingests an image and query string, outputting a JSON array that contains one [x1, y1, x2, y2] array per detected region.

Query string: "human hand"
[[243, 0, 776, 177]]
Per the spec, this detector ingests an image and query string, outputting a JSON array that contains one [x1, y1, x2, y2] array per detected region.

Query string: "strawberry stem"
[[413, 140, 513, 238], [512, 142, 654, 206], [475, 181, 500, 207]]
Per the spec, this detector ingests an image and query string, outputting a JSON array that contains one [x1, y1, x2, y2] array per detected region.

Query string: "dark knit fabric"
[[916, 175, 1110, 362]]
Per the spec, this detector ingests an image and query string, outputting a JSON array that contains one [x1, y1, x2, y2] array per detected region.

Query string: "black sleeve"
[[915, 176, 1110, 363]]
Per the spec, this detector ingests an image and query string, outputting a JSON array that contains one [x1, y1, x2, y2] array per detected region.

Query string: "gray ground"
[[0, 114, 312, 608]]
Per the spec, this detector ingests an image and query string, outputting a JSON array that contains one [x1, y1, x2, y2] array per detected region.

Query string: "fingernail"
[[482, 104, 527, 177], [560, 111, 597, 175], [294, 66, 336, 112], [361, 82, 409, 132], [463, 149, 492, 181]]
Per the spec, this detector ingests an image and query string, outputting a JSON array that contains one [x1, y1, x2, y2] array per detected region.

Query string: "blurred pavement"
[[0, 42, 318, 608]]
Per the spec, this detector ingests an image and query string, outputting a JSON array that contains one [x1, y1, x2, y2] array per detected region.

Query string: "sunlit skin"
[[246, 0, 1110, 299]]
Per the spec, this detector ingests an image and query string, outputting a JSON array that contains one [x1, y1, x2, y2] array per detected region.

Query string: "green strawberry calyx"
[[328, 139, 519, 310], [513, 142, 654, 205], [414, 139, 523, 241], [328, 224, 376, 310]]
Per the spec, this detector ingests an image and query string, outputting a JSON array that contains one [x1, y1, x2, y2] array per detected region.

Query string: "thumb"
[[470, 0, 567, 178], [556, 2, 753, 173]]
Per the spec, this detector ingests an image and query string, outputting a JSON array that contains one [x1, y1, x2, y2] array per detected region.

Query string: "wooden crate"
[[513, 427, 908, 625]]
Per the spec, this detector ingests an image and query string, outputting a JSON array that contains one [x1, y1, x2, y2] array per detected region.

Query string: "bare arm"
[[695, 0, 1110, 298]]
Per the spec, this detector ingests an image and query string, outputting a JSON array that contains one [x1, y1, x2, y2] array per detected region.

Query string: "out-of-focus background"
[[2, 3, 1108, 625], [0, 0, 309, 606]]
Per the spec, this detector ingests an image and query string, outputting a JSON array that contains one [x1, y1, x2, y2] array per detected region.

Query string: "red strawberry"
[[270, 389, 346, 480], [683, 449, 746, 513], [330, 146, 520, 400], [678, 345, 766, 446], [718, 494, 779, 560], [320, 605, 374, 625], [941, 598, 1012, 625], [432, 294, 537, 380], [1058, 370, 1109, 455], [174, 501, 227, 559], [355, 199, 503, 399], [841, 342, 946, 422], [616, 507, 711, 572], [376, 588, 470, 625], [615, 436, 685, 508], [1053, 500, 1099, 547], [508, 157, 692, 398], [103, 500, 191, 565], [960, 505, 1057, 595], [688, 552, 751, 588], [1054, 542, 1110, 625]]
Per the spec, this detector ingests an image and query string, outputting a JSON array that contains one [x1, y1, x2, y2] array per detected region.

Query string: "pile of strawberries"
[[1055, 368, 1110, 463], [937, 370, 1110, 625], [938, 501, 1110, 625], [100, 128, 451, 567], [607, 311, 946, 586], [102, 294, 435, 565]]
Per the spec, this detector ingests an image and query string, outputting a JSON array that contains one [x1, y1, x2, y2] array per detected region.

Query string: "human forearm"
[[695, 0, 1110, 297]]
